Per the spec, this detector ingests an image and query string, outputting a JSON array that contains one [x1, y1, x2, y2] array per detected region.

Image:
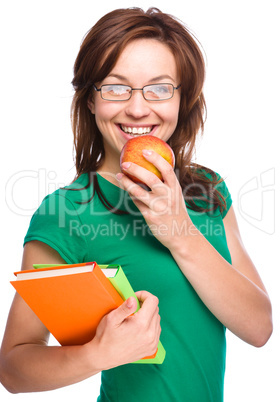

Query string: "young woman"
[[0, 8, 272, 401]]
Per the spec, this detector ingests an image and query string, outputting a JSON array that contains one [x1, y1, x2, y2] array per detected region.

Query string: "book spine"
[[107, 266, 166, 364], [107, 267, 141, 311]]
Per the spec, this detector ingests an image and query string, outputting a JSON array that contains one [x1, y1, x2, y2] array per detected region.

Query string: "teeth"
[[121, 125, 152, 135]]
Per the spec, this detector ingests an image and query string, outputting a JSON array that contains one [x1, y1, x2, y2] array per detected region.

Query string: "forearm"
[[0, 342, 98, 394], [170, 222, 272, 346], [1, 293, 161, 394], [116, 152, 272, 345]]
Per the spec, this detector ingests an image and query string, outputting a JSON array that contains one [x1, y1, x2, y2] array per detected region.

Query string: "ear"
[[87, 96, 95, 114]]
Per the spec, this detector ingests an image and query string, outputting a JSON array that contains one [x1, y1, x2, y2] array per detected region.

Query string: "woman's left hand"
[[117, 150, 273, 347], [116, 149, 191, 250]]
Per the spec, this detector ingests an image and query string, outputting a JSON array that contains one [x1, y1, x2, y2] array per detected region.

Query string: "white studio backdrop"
[[1, 0, 279, 401]]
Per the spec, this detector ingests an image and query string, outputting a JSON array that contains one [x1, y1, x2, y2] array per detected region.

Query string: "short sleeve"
[[215, 174, 232, 219], [24, 192, 88, 263]]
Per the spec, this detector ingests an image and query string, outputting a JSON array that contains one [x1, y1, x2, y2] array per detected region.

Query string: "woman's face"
[[88, 38, 181, 174]]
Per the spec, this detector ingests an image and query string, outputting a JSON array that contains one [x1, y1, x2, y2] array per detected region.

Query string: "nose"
[[125, 91, 151, 119]]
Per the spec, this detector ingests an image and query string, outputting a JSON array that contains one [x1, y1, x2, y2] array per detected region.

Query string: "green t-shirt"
[[24, 172, 232, 402]]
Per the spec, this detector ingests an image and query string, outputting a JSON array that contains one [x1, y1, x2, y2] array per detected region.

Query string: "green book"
[[33, 263, 166, 364]]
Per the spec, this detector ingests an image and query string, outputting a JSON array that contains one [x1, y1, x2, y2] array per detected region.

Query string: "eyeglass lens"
[[100, 84, 175, 101]]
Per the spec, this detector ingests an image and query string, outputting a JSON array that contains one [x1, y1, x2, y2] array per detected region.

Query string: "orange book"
[[11, 262, 124, 346], [11, 262, 166, 364]]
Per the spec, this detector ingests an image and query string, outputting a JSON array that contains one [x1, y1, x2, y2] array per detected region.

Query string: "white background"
[[1, 0, 279, 401]]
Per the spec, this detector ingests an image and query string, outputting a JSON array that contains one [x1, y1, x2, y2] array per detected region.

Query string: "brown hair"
[[71, 7, 226, 214]]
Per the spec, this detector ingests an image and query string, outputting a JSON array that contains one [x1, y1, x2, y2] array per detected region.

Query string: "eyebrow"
[[106, 73, 176, 83]]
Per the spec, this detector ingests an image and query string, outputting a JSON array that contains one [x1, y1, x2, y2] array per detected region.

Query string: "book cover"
[[100, 264, 166, 364], [11, 262, 165, 364]]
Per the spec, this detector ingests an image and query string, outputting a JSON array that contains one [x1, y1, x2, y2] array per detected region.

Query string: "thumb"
[[114, 297, 138, 323]]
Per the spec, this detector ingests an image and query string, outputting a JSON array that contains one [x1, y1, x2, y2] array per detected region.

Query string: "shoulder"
[[24, 174, 90, 263], [34, 173, 93, 215], [26, 173, 94, 237], [194, 165, 224, 184], [192, 165, 232, 218]]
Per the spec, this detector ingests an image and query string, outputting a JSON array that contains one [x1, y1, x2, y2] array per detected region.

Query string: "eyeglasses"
[[93, 83, 181, 101]]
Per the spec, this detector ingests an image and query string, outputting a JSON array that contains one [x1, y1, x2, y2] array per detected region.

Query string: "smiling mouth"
[[120, 125, 154, 135]]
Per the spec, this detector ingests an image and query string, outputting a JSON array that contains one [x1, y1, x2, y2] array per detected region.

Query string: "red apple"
[[120, 135, 175, 184]]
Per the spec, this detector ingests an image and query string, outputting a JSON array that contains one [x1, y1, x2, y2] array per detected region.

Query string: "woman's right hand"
[[0, 241, 162, 393], [88, 291, 161, 370]]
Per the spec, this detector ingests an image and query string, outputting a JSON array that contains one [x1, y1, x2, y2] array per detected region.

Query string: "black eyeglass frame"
[[93, 83, 181, 102]]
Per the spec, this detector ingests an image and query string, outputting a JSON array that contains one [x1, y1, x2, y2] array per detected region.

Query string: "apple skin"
[[120, 135, 175, 184]]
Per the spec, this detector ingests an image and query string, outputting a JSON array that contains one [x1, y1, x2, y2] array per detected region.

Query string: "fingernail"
[[116, 173, 124, 181], [126, 297, 134, 308], [122, 162, 131, 169], [143, 149, 152, 156]]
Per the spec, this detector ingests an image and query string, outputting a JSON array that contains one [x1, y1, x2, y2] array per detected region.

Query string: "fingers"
[[135, 290, 158, 305], [142, 149, 175, 185], [106, 292, 160, 329], [120, 149, 175, 190], [118, 150, 178, 214], [134, 291, 160, 324], [118, 171, 174, 216], [93, 291, 162, 368], [109, 297, 138, 326], [109, 292, 159, 327], [133, 291, 161, 351]]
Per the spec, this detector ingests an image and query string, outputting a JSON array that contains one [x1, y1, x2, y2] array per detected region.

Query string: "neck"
[[96, 168, 122, 188]]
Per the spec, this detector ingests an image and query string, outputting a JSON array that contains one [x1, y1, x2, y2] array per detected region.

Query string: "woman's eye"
[[113, 86, 124, 94], [110, 86, 129, 95], [145, 85, 170, 99], [155, 86, 169, 94]]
